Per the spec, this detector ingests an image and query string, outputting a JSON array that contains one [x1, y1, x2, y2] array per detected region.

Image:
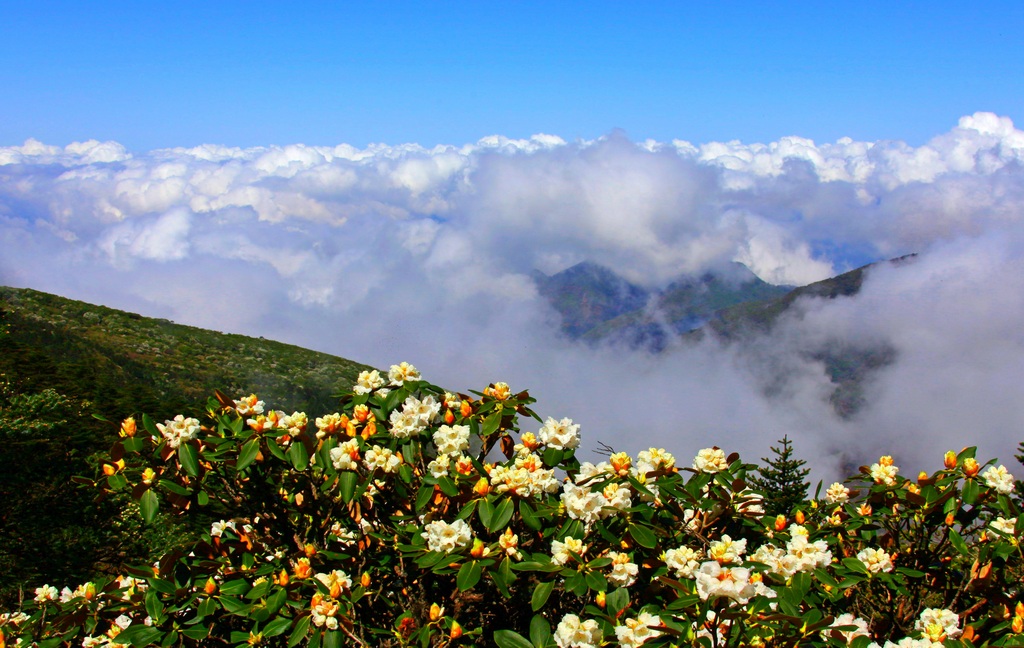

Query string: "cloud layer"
[[3, 112, 1024, 481]]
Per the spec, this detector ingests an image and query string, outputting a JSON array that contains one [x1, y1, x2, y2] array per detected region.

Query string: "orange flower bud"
[[141, 467, 156, 485], [946, 512, 956, 526], [450, 621, 463, 640], [944, 450, 958, 469], [444, 409, 455, 424], [596, 591, 607, 608], [795, 510, 805, 524], [460, 401, 472, 418], [204, 577, 218, 595], [329, 582, 342, 599], [293, 558, 312, 580], [103, 463, 117, 476], [470, 538, 489, 559], [610, 452, 632, 476], [362, 419, 377, 439], [353, 404, 370, 423], [430, 603, 443, 622], [917, 471, 928, 481], [345, 420, 358, 437], [304, 544, 316, 558], [774, 514, 787, 531], [294, 492, 304, 507], [276, 569, 289, 586], [1014, 616, 1024, 634], [473, 478, 490, 497], [963, 457, 980, 477], [120, 417, 137, 438], [1016, 601, 1024, 618], [857, 503, 872, 516]]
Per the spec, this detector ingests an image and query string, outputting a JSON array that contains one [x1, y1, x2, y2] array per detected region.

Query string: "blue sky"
[[2, 1, 1022, 150]]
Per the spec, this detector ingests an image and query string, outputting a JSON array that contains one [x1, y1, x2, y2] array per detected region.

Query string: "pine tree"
[[749, 435, 811, 516]]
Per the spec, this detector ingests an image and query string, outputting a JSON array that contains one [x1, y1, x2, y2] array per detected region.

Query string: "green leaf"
[[287, 442, 310, 471], [181, 626, 210, 641], [962, 478, 980, 505], [482, 411, 502, 437], [219, 578, 251, 596], [493, 630, 534, 648], [415, 485, 434, 512], [585, 570, 607, 593], [322, 630, 343, 648], [115, 625, 165, 647], [236, 438, 260, 472], [457, 560, 482, 591], [219, 595, 251, 615], [141, 413, 160, 438], [338, 471, 358, 503], [144, 589, 164, 622], [948, 528, 970, 556], [531, 580, 555, 611], [123, 437, 145, 453], [266, 437, 287, 460], [606, 587, 629, 617], [178, 442, 200, 477], [628, 523, 657, 549], [106, 473, 128, 491], [478, 498, 495, 528], [542, 447, 564, 467], [288, 615, 312, 647], [530, 615, 554, 648], [519, 500, 542, 531], [489, 497, 514, 533], [197, 489, 209, 506], [263, 616, 292, 638], [139, 489, 159, 523], [438, 475, 460, 497], [842, 557, 869, 575]]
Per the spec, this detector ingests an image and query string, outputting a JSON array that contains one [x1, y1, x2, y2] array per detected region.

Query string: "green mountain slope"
[[0, 286, 372, 603], [0, 286, 371, 420]]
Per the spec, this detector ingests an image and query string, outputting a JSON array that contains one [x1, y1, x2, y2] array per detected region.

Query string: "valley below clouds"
[[3, 112, 1024, 482]]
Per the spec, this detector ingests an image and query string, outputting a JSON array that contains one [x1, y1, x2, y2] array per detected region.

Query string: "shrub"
[[2, 364, 1023, 647]]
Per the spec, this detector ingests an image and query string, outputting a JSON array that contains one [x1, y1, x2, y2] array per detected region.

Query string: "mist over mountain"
[[3, 114, 1024, 482]]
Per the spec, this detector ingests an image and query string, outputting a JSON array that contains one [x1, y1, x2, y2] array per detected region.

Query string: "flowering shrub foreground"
[[2, 363, 1024, 647]]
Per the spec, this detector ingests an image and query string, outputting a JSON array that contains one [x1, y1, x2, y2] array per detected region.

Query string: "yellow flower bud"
[[596, 591, 606, 608], [795, 510, 805, 524], [360, 572, 371, 588], [430, 603, 443, 622], [944, 450, 958, 470], [444, 409, 455, 424], [120, 417, 137, 438], [1014, 616, 1024, 634], [204, 577, 218, 595], [141, 467, 156, 485], [1016, 602, 1024, 618], [473, 478, 490, 497], [449, 621, 463, 640], [774, 514, 787, 531], [460, 401, 472, 418], [963, 457, 980, 478]]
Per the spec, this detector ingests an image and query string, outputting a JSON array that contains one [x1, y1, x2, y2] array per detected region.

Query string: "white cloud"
[[3, 113, 1024, 479]]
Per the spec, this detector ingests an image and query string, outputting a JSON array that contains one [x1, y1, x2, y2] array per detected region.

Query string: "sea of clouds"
[[3, 112, 1024, 482]]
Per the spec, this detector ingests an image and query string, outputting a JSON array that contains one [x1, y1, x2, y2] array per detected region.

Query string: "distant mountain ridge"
[[533, 260, 792, 349]]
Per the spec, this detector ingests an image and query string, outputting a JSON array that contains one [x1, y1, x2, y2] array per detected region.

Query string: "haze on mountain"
[[4, 114, 1024, 482]]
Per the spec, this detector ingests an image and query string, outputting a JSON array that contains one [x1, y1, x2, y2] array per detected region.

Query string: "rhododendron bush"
[[3, 364, 1024, 647]]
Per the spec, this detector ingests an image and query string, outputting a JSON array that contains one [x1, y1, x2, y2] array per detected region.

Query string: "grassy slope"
[[0, 286, 372, 420]]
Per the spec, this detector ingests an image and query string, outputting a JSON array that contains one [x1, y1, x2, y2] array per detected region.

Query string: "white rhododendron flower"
[[310, 593, 339, 629], [554, 614, 602, 648], [607, 551, 639, 587], [315, 569, 353, 594], [915, 608, 961, 642], [614, 611, 663, 647], [982, 464, 1015, 494], [882, 639, 933, 648], [664, 546, 702, 578], [824, 613, 871, 643], [602, 482, 632, 511], [330, 439, 360, 471], [635, 447, 676, 475], [363, 445, 401, 473], [695, 562, 775, 604], [870, 456, 899, 485], [427, 453, 453, 478], [991, 516, 1017, 535], [353, 369, 386, 394], [34, 585, 59, 603], [156, 414, 200, 448], [538, 417, 580, 450], [692, 447, 729, 473], [708, 535, 746, 564], [552, 536, 587, 566], [433, 424, 471, 456], [232, 394, 264, 416], [498, 528, 522, 560], [574, 461, 612, 484], [825, 482, 851, 504], [560, 483, 608, 526], [388, 362, 420, 386], [857, 547, 894, 573], [422, 519, 472, 553], [209, 520, 236, 538]]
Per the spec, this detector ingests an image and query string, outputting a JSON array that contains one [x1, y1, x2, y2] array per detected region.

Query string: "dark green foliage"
[[0, 286, 373, 606], [748, 435, 811, 516]]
